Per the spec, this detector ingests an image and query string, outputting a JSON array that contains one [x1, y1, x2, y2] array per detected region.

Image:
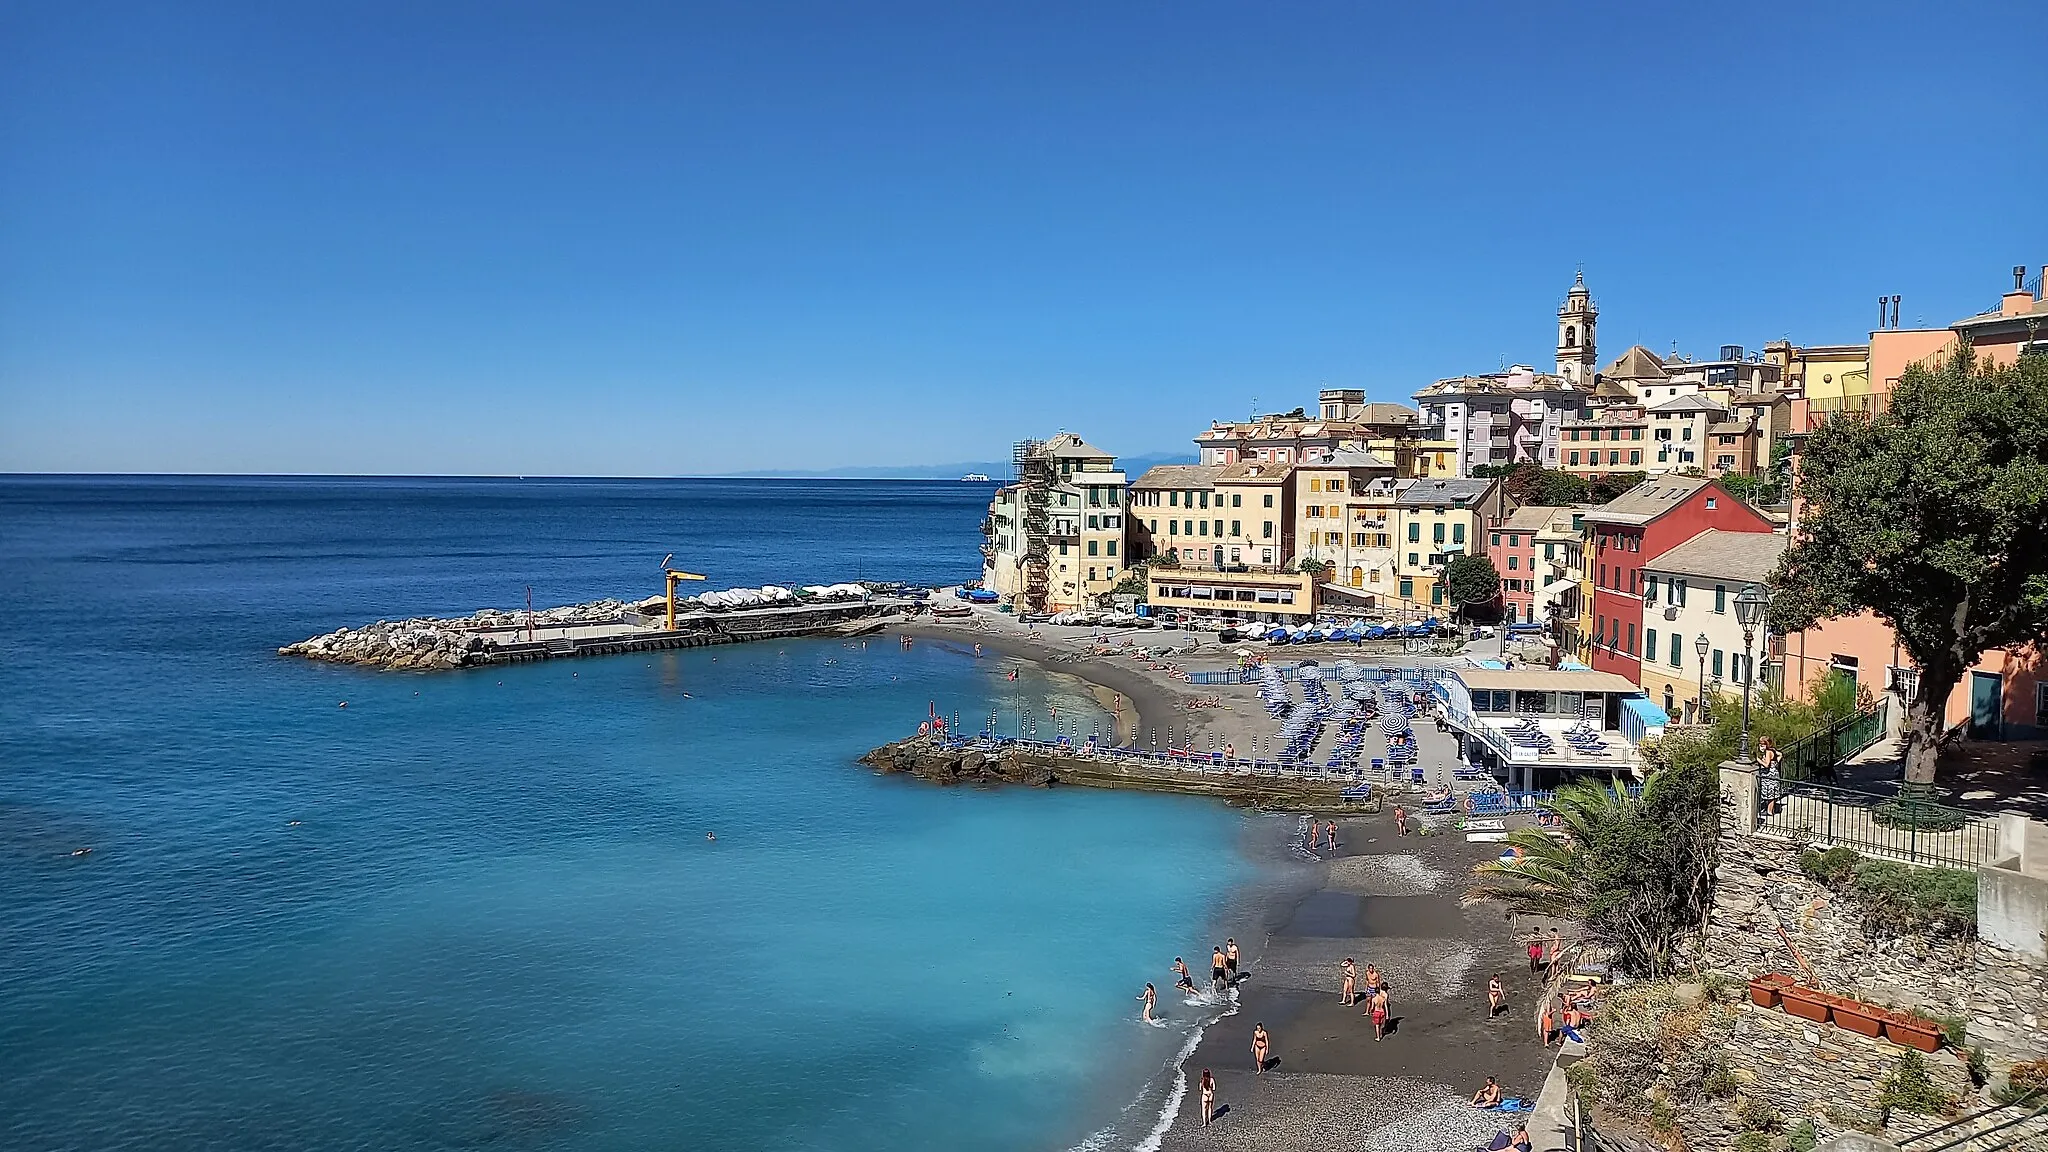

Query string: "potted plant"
[[1883, 1011, 1944, 1053], [1748, 973, 1793, 1008], [1833, 998, 1886, 1039], [1779, 985, 1832, 1024]]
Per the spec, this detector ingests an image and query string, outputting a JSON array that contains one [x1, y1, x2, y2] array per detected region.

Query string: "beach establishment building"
[[1583, 476, 1776, 684], [1143, 566, 1317, 623], [980, 434, 1126, 613], [1434, 666, 1665, 791], [1638, 529, 1787, 724]]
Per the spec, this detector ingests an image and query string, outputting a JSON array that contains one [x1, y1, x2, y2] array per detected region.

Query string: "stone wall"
[[1700, 806, 2048, 1062], [1709, 1004, 1973, 1146]]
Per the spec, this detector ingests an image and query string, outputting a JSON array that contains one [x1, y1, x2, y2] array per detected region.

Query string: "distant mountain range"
[[737, 452, 1198, 480]]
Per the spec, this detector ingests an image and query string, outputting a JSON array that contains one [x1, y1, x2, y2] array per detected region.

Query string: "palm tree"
[[1464, 776, 1637, 917]]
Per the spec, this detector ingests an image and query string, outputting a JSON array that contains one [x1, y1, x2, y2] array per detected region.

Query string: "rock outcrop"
[[859, 738, 1056, 787]]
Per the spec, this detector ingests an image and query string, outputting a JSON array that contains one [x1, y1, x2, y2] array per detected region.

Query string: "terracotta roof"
[[1647, 393, 1728, 414], [1708, 421, 1753, 435], [1584, 476, 1712, 525], [1644, 528, 1785, 583], [1214, 461, 1293, 485], [1495, 505, 1570, 533], [1603, 345, 1668, 381], [1043, 432, 1113, 459], [1130, 464, 1223, 490]]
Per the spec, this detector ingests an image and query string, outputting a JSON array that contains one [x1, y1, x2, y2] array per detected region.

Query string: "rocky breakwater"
[[860, 737, 1056, 787], [278, 599, 636, 671]]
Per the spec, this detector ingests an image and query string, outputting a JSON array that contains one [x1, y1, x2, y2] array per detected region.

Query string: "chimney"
[[1878, 296, 1889, 330], [1890, 295, 1901, 330], [2017, 265, 2029, 292]]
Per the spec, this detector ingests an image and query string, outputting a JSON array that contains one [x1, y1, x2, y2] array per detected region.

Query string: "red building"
[[1584, 477, 1776, 683]]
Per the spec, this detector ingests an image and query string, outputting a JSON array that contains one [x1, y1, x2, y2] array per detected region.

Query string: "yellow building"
[[1128, 464, 1228, 567], [1368, 437, 1458, 478], [1146, 566, 1317, 622], [1212, 461, 1293, 569], [1288, 448, 1402, 601], [1390, 477, 1507, 614]]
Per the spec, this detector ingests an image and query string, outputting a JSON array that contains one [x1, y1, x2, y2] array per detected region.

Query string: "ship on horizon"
[[959, 472, 992, 482]]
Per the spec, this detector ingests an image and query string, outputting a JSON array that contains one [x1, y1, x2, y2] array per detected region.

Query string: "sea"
[[0, 476, 1294, 1152]]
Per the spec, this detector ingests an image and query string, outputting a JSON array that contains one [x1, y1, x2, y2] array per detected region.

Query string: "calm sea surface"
[[0, 477, 1270, 1152]]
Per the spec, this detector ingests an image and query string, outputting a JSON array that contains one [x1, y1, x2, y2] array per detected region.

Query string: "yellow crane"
[[659, 553, 708, 629]]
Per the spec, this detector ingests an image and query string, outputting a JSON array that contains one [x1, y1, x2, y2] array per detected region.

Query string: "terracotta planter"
[[1780, 988, 1831, 1023], [1834, 1003, 1886, 1039], [1885, 1019, 1943, 1052], [1748, 974, 1792, 1008]]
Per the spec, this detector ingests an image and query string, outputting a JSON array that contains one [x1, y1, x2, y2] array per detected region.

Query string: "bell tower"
[[1556, 270, 1598, 385]]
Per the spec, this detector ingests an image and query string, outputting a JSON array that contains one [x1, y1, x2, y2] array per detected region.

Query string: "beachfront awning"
[[1538, 577, 1578, 605]]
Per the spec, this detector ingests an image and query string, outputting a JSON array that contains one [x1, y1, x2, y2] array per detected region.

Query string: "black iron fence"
[[1779, 699, 1889, 783], [1762, 780, 2001, 871]]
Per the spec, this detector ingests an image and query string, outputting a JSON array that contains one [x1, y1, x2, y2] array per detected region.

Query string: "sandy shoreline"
[[884, 610, 1564, 1151]]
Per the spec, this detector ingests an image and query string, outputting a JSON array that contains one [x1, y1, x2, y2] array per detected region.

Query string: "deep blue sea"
[[0, 477, 1278, 1152]]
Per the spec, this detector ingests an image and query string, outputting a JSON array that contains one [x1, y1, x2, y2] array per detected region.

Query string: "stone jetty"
[[282, 592, 888, 672], [279, 598, 642, 670]]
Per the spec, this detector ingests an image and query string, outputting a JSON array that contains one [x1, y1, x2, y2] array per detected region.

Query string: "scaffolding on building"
[[1013, 439, 1053, 614]]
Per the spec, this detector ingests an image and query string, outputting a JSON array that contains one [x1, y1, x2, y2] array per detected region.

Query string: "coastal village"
[[935, 264, 2048, 1152]]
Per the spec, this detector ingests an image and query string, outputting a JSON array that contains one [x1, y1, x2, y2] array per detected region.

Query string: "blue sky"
[[2, 1, 2042, 476]]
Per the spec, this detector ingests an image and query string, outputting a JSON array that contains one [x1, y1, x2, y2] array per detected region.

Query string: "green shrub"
[[1704, 1068, 1739, 1099], [1799, 846, 1860, 885], [1734, 1133, 1774, 1152], [1849, 859, 1977, 938], [1995, 1058, 2048, 1105], [1787, 1120, 1818, 1152], [1878, 1051, 1957, 1123]]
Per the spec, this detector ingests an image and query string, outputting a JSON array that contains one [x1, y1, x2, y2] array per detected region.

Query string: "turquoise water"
[[0, 478, 1262, 1151]]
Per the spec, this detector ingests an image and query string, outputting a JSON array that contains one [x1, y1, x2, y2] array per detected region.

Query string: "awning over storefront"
[[1538, 577, 1578, 605]]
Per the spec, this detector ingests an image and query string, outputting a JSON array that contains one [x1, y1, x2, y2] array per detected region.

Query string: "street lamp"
[[1694, 632, 1711, 723], [1733, 583, 1771, 762]]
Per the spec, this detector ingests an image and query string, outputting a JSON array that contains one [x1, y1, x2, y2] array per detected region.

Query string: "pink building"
[[1486, 505, 1567, 625]]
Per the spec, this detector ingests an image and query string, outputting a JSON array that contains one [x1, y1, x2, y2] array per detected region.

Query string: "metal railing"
[[1901, 1095, 2048, 1151], [1761, 779, 2001, 871], [1779, 699, 1890, 783], [1187, 665, 1458, 686]]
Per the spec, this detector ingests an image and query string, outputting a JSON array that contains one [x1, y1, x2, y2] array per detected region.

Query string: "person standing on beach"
[[1138, 983, 1157, 1023], [1224, 939, 1239, 984], [1251, 1023, 1270, 1073], [1200, 1069, 1216, 1126], [1369, 987, 1390, 1042], [1527, 937, 1544, 973], [1548, 928, 1564, 976], [1340, 958, 1357, 1005], [1363, 962, 1381, 996], [1394, 805, 1409, 836], [1211, 946, 1228, 992], [1325, 820, 1339, 850], [1487, 975, 1505, 1017]]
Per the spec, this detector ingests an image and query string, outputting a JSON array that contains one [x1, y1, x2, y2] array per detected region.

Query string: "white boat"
[[960, 473, 992, 482]]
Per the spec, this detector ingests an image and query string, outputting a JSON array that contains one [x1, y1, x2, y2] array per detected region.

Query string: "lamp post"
[[1694, 632, 1711, 724], [1733, 583, 1771, 763]]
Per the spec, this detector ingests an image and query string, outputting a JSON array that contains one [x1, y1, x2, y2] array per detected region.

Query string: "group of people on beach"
[[1336, 957, 1394, 1040], [1143, 939, 1241, 1022]]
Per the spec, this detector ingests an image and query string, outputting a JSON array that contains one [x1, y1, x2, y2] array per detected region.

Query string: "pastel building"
[[1487, 505, 1584, 626], [980, 434, 1126, 612], [1638, 529, 1788, 724], [1391, 477, 1508, 613]]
